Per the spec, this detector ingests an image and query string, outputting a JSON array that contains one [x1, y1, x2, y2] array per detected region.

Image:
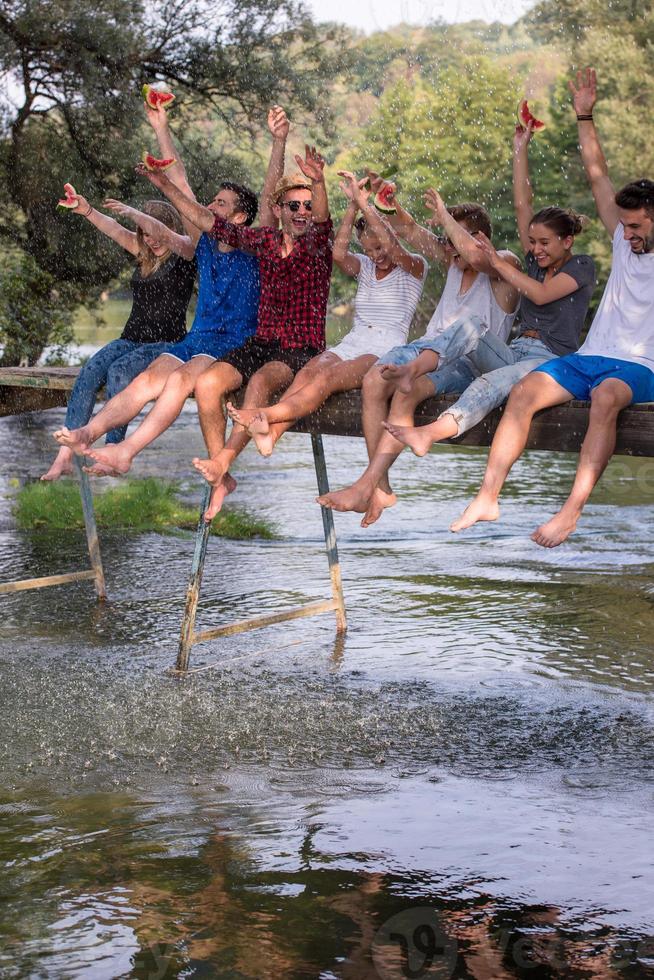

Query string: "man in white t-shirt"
[[450, 68, 654, 548]]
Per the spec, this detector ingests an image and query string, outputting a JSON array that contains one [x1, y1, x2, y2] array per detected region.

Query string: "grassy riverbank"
[[13, 477, 276, 539]]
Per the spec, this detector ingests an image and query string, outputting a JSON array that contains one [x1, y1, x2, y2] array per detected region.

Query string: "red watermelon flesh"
[[142, 85, 175, 110], [373, 182, 397, 214], [57, 182, 79, 209], [142, 152, 177, 172], [517, 99, 545, 131]]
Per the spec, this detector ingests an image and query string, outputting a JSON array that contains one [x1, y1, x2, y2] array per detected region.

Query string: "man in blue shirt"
[[54, 106, 288, 481]]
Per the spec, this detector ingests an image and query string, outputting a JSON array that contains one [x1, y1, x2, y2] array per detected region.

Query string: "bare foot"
[[204, 473, 237, 522], [53, 424, 94, 454], [361, 487, 397, 527], [383, 420, 435, 457], [192, 454, 228, 486], [82, 459, 123, 477], [378, 362, 420, 394], [85, 443, 133, 475], [317, 480, 373, 513], [248, 412, 275, 457], [226, 402, 263, 428], [40, 447, 74, 481], [450, 494, 500, 532], [531, 510, 579, 548]]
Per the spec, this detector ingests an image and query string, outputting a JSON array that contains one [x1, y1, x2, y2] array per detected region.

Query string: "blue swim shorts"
[[164, 330, 247, 364], [534, 353, 654, 404]]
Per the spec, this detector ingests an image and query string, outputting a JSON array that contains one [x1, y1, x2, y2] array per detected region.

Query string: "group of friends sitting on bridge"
[[46, 68, 654, 549]]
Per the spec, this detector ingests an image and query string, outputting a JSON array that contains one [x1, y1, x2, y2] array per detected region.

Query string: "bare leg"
[[531, 379, 633, 547], [196, 361, 295, 521], [379, 349, 440, 393], [229, 354, 377, 457], [318, 376, 436, 522], [54, 354, 179, 453], [183, 360, 243, 516], [383, 412, 459, 457], [84, 356, 215, 475], [41, 446, 74, 481], [450, 373, 573, 532]]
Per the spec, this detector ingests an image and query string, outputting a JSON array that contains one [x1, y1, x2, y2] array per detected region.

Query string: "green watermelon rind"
[[373, 184, 397, 215], [517, 99, 546, 131]]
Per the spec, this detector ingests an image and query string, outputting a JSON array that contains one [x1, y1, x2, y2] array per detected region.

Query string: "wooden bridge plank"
[[1, 366, 653, 457]]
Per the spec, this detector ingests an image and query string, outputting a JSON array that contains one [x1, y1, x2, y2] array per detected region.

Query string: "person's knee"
[[362, 365, 390, 399], [505, 374, 543, 411], [590, 381, 631, 418], [195, 366, 229, 400]]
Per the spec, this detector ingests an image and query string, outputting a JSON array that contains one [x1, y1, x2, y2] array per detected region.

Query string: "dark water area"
[[1, 404, 653, 978]]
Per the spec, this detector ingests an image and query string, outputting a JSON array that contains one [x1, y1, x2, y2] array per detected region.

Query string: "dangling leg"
[[531, 379, 632, 547]]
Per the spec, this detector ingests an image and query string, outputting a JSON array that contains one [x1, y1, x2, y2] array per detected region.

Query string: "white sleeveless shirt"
[[424, 259, 518, 342]]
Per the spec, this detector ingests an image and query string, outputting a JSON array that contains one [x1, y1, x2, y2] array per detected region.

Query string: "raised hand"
[[366, 169, 395, 201], [337, 170, 370, 208], [424, 188, 448, 221], [268, 105, 290, 141], [70, 193, 91, 215], [294, 144, 325, 183], [103, 199, 136, 219], [568, 67, 597, 117], [473, 231, 500, 265], [144, 100, 167, 131], [134, 162, 164, 186], [513, 120, 534, 153]]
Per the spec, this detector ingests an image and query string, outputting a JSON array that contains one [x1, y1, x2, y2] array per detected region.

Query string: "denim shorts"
[[534, 354, 654, 404], [378, 337, 477, 394]]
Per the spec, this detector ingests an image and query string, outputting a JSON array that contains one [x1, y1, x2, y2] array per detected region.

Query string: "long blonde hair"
[[136, 200, 184, 277]]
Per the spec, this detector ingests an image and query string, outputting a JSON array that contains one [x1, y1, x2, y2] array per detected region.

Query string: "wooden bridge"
[[2, 365, 654, 455], [1, 366, 653, 673]]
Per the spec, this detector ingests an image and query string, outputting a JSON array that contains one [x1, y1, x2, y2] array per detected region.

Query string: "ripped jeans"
[[66, 339, 171, 443], [419, 317, 554, 435]]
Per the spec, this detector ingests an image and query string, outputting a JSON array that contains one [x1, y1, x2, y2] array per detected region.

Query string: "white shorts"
[[329, 325, 408, 362]]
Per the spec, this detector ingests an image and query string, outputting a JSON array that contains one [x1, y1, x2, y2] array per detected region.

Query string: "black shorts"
[[221, 337, 321, 384]]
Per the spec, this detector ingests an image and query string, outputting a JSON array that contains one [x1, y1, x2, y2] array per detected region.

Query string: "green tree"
[[332, 57, 525, 327], [0, 252, 76, 366], [0, 0, 346, 362]]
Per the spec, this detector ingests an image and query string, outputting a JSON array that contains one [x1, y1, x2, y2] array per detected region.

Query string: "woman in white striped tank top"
[[227, 171, 427, 457]]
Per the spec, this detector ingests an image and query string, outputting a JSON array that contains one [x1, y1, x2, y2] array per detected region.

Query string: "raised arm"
[[144, 100, 203, 247], [294, 145, 329, 222], [367, 171, 448, 265], [259, 106, 288, 228], [66, 191, 139, 255], [332, 199, 362, 277], [475, 233, 580, 305], [136, 164, 214, 233], [569, 68, 619, 235], [425, 188, 498, 275], [103, 199, 196, 260], [339, 171, 425, 279], [144, 101, 192, 195], [513, 121, 535, 253]]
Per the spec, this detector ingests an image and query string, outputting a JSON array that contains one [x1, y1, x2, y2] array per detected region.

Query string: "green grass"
[[13, 477, 276, 539]]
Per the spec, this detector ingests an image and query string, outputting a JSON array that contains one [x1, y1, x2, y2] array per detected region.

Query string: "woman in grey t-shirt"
[[380, 123, 596, 456]]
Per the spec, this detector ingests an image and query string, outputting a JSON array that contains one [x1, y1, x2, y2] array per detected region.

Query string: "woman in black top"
[[42, 194, 196, 480]]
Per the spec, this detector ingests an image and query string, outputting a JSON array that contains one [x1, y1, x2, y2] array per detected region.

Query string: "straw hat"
[[272, 172, 312, 204]]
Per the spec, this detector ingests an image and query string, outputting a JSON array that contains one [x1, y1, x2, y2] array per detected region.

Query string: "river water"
[[0, 400, 653, 978]]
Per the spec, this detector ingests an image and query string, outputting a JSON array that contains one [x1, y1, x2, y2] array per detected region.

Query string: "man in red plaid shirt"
[[189, 144, 333, 519]]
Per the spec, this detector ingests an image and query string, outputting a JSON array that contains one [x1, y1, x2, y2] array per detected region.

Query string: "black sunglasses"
[[282, 200, 312, 212]]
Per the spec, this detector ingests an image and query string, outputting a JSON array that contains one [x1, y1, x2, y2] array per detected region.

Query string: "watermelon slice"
[[142, 152, 177, 172], [142, 84, 175, 111], [57, 182, 79, 209], [373, 182, 397, 214], [517, 99, 545, 131]]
